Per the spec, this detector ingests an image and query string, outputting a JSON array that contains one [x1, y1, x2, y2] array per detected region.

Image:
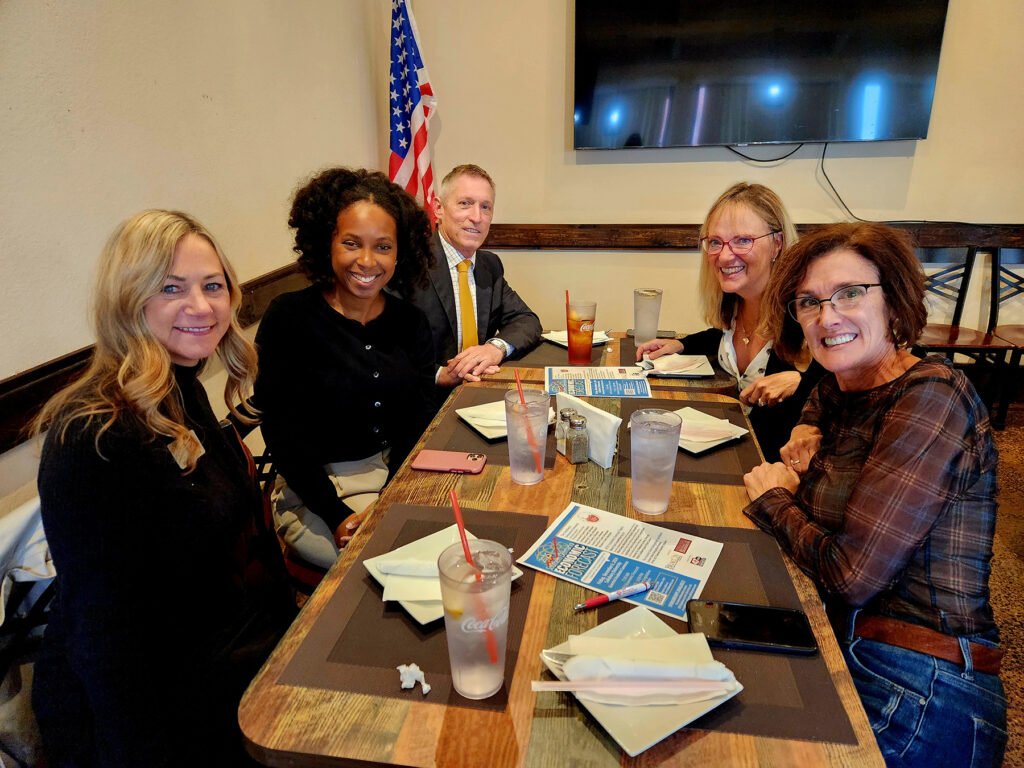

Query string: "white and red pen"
[[573, 581, 653, 612]]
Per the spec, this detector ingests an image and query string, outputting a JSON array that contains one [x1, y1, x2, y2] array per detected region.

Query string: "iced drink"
[[630, 409, 682, 515], [503, 389, 549, 485], [438, 540, 512, 699], [566, 300, 597, 366], [633, 288, 663, 345]]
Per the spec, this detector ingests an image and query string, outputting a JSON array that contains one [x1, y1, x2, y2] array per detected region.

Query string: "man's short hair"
[[439, 164, 496, 201]]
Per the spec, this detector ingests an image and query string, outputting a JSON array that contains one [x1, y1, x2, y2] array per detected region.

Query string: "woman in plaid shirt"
[[743, 222, 1006, 768]]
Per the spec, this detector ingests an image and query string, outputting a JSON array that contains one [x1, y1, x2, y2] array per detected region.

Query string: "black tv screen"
[[574, 0, 949, 149]]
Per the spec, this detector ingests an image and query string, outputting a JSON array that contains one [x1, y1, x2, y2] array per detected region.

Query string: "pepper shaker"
[[566, 415, 589, 465]]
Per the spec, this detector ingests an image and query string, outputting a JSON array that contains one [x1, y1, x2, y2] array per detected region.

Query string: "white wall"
[[0, 0, 386, 381]]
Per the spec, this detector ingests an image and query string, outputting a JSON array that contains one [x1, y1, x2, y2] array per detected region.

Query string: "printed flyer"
[[544, 367, 652, 398], [517, 503, 723, 621]]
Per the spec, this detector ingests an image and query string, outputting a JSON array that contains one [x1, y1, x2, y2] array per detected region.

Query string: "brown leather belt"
[[854, 614, 1002, 675]]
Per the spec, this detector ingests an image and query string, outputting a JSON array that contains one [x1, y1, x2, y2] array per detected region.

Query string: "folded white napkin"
[[382, 573, 442, 602], [457, 400, 557, 430], [555, 392, 621, 469], [542, 330, 613, 347], [376, 559, 438, 576], [561, 633, 739, 706], [675, 407, 748, 443], [639, 353, 714, 377]]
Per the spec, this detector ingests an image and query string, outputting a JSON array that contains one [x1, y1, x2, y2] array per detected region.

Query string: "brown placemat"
[[592, 524, 856, 744], [504, 339, 610, 367], [616, 399, 762, 485], [422, 386, 556, 468], [279, 503, 548, 711]]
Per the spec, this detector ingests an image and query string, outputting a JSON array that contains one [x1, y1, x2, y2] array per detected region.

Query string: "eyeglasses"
[[700, 230, 780, 255], [786, 284, 882, 322]]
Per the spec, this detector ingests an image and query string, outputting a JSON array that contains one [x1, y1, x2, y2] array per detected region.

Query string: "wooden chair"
[[987, 248, 1024, 428], [911, 246, 1014, 428], [223, 413, 326, 596]]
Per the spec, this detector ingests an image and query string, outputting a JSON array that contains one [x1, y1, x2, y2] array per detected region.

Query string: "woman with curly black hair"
[[255, 168, 437, 571]]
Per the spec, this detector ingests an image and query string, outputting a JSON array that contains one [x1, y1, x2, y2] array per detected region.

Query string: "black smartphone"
[[686, 599, 818, 655]]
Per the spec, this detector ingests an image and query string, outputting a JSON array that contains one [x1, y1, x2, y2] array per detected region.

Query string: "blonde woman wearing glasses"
[[636, 182, 824, 462]]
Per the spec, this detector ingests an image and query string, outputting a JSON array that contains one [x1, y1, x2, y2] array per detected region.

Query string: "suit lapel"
[[429, 234, 458, 340]]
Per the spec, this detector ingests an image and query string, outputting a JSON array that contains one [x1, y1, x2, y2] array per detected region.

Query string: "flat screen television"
[[573, 0, 949, 149]]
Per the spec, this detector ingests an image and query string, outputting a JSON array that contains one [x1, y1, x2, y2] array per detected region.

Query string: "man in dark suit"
[[407, 164, 541, 392]]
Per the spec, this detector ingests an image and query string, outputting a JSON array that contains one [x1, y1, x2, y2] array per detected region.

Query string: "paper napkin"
[[676, 407, 748, 443], [542, 330, 613, 347], [555, 392, 622, 469], [638, 354, 714, 377], [561, 633, 740, 706]]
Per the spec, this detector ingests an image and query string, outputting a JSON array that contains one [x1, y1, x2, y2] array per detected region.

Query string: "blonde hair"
[[697, 183, 799, 329], [33, 210, 257, 471]]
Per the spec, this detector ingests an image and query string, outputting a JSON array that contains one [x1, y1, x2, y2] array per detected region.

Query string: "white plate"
[[541, 330, 613, 348], [675, 407, 748, 454], [364, 525, 523, 625], [456, 400, 556, 441], [539, 607, 742, 757]]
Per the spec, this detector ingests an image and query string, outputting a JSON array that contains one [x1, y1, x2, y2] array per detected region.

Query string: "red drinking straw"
[[514, 369, 544, 474], [449, 490, 499, 664]]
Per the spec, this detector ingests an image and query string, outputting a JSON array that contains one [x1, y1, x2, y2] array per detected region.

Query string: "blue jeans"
[[842, 635, 1007, 768]]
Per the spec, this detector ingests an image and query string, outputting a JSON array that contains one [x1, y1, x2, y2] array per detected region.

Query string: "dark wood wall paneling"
[[3, 221, 1023, 454]]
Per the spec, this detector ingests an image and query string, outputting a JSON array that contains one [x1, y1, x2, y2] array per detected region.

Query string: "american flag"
[[388, 0, 437, 222]]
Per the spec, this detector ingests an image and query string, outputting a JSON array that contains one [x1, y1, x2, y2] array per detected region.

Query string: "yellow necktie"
[[456, 259, 478, 351]]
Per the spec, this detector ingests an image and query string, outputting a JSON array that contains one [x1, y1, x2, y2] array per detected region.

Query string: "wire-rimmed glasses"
[[786, 284, 882, 322], [700, 230, 780, 255]]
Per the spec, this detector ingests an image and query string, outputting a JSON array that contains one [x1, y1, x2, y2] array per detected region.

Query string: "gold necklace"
[[736, 318, 751, 346]]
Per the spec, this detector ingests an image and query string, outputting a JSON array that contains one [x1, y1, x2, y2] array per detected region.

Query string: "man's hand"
[[743, 461, 800, 501], [739, 371, 801, 408], [447, 342, 504, 380], [778, 424, 822, 475]]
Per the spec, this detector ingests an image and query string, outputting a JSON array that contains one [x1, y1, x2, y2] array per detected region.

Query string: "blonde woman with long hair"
[[31, 210, 294, 767], [636, 182, 824, 462]]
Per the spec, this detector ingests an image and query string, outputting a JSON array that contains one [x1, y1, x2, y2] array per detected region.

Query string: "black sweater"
[[33, 365, 294, 767], [254, 287, 436, 531], [681, 328, 826, 463]]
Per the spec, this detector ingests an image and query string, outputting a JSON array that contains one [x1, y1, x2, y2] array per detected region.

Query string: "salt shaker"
[[556, 408, 577, 455], [566, 415, 589, 465]]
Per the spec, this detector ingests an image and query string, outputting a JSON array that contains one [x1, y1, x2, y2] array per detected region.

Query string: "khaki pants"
[[271, 452, 388, 569]]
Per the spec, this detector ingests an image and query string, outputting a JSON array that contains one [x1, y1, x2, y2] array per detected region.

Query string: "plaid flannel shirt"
[[745, 356, 998, 637]]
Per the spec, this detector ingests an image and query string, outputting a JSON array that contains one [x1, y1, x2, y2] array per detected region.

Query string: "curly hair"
[[33, 210, 257, 471], [696, 182, 799, 330], [763, 221, 928, 362], [288, 168, 434, 294]]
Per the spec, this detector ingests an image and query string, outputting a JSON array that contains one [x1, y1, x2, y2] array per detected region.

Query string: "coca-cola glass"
[[438, 539, 512, 699]]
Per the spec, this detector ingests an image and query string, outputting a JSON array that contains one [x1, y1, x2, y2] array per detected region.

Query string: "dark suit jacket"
[[407, 232, 542, 367]]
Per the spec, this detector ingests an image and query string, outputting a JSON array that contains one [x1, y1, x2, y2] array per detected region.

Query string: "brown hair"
[[763, 221, 927, 361], [697, 183, 798, 329]]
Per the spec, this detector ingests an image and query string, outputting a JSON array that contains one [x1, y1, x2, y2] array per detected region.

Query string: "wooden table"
[[239, 382, 883, 768]]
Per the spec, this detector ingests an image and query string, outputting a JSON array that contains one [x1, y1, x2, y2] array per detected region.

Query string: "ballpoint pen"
[[573, 581, 653, 612]]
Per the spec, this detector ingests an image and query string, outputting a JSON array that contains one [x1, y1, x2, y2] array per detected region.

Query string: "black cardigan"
[[33, 365, 294, 767], [254, 287, 436, 531], [680, 328, 826, 463]]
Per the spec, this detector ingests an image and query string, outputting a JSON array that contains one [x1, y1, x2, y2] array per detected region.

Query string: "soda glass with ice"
[[503, 389, 549, 485], [566, 300, 597, 365], [438, 539, 512, 699], [629, 409, 682, 515]]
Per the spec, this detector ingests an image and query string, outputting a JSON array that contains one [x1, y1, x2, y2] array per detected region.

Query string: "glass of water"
[[633, 288, 663, 345], [630, 409, 682, 515]]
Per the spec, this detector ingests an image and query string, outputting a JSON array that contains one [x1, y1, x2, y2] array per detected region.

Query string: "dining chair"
[[986, 248, 1024, 428], [911, 246, 1014, 428]]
